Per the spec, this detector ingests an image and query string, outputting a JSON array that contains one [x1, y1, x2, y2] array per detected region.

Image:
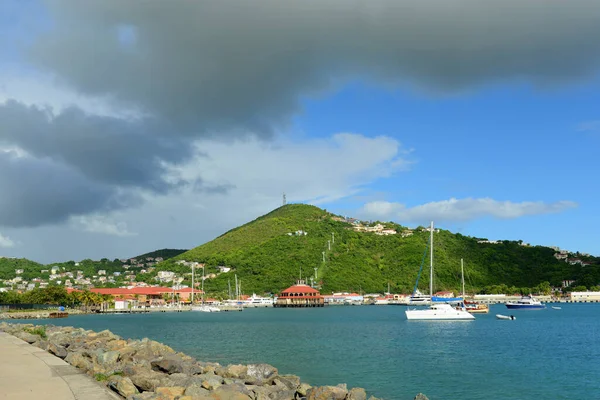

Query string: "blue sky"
[[0, 1, 599, 262]]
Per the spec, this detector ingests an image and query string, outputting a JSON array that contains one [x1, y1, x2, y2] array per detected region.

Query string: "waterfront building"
[[274, 280, 324, 308], [570, 291, 600, 302]]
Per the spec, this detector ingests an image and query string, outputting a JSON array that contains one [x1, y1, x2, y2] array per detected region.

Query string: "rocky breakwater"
[[0, 323, 428, 400]]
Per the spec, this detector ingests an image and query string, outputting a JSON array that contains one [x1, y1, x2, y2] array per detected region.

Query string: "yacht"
[[242, 293, 274, 308], [505, 295, 545, 309]]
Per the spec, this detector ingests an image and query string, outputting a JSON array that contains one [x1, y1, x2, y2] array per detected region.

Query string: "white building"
[[570, 291, 600, 302]]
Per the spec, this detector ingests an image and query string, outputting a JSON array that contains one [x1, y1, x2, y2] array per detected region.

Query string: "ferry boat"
[[505, 295, 545, 309]]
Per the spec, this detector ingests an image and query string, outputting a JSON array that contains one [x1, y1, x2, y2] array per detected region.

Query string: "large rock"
[[151, 355, 185, 374], [297, 383, 312, 397], [108, 376, 139, 398], [268, 389, 296, 400], [273, 375, 301, 391], [413, 394, 429, 400], [212, 384, 253, 400], [155, 386, 186, 400], [200, 375, 223, 390], [346, 388, 367, 400], [245, 364, 278, 385], [47, 342, 68, 359], [306, 385, 348, 400], [16, 332, 39, 344], [123, 365, 166, 392], [184, 383, 211, 397], [65, 351, 93, 373], [131, 338, 176, 361]]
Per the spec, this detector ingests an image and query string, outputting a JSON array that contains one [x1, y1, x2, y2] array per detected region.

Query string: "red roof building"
[[275, 280, 324, 308]]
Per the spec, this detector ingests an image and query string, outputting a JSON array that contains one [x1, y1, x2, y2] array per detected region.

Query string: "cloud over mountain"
[[361, 198, 578, 223], [1, 0, 598, 233]]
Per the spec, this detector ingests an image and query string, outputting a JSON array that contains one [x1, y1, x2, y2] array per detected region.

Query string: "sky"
[[0, 0, 599, 263]]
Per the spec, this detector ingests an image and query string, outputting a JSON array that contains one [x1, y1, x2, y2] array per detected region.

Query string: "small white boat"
[[552, 306, 562, 310], [496, 314, 516, 320], [191, 305, 221, 313]]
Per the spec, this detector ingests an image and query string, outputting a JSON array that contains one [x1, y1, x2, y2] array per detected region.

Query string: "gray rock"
[[413, 394, 429, 400], [268, 389, 296, 400], [126, 393, 159, 400], [184, 383, 211, 397], [16, 332, 39, 344], [297, 383, 312, 397], [97, 350, 120, 366], [245, 364, 278, 385], [212, 384, 253, 400], [274, 375, 300, 391], [306, 386, 347, 400], [346, 388, 367, 400], [151, 355, 185, 374], [108, 376, 139, 398], [65, 351, 93, 373], [47, 342, 68, 359], [201, 375, 224, 390]]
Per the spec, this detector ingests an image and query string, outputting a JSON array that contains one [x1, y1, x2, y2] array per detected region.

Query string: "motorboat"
[[552, 306, 562, 310], [505, 295, 545, 309], [465, 301, 490, 314], [496, 314, 516, 320]]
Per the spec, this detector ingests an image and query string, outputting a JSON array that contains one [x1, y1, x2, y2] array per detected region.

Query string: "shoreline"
[[0, 322, 428, 400]]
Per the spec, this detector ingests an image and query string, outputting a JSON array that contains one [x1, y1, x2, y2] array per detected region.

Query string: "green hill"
[[135, 249, 188, 260], [158, 204, 600, 295]]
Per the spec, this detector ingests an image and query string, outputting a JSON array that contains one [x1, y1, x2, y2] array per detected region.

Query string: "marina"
[[18, 302, 600, 400]]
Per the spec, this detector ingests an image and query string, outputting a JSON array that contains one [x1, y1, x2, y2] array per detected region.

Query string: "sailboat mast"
[[429, 221, 434, 299], [461, 258, 465, 298], [191, 264, 195, 304], [201, 266, 205, 304]]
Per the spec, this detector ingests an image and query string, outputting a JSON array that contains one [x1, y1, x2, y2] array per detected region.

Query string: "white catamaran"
[[405, 222, 475, 321]]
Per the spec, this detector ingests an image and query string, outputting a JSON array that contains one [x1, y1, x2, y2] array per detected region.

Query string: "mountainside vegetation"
[[158, 204, 600, 296]]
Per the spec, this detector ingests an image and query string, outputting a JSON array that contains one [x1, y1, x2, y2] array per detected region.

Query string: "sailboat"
[[405, 222, 475, 321], [191, 266, 220, 312], [460, 258, 489, 314]]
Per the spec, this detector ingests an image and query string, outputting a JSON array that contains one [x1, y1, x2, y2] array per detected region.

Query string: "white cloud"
[[577, 120, 600, 133], [0, 233, 15, 248], [360, 198, 578, 223], [175, 132, 412, 206], [70, 215, 137, 237]]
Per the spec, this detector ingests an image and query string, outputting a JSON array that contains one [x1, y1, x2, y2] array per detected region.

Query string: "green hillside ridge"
[[0, 249, 186, 288], [157, 204, 600, 295]]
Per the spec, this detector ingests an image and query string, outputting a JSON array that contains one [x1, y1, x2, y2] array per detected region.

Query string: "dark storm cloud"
[[30, 0, 600, 134], [4, 0, 600, 228], [0, 101, 190, 192], [0, 151, 140, 227]]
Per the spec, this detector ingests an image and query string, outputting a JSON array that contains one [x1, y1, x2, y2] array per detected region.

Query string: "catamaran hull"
[[405, 310, 475, 320]]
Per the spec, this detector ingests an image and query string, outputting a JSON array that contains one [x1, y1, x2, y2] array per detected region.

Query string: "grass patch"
[[24, 326, 47, 339], [95, 371, 123, 381]]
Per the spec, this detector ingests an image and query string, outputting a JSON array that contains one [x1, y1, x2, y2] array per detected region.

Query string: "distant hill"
[[157, 204, 600, 295], [134, 249, 188, 260], [0, 258, 45, 281]]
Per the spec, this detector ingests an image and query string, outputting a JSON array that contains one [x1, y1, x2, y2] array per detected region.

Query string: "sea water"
[[28, 303, 600, 400]]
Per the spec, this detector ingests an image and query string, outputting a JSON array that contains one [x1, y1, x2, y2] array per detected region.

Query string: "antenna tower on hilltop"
[[283, 192, 287, 206]]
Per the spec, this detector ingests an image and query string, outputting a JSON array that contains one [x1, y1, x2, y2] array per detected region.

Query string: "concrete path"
[[0, 332, 119, 400]]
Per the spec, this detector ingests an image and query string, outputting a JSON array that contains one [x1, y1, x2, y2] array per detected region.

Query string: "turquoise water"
[[25, 304, 600, 400]]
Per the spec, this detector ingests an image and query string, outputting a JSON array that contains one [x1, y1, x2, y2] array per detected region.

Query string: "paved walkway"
[[0, 332, 119, 400]]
